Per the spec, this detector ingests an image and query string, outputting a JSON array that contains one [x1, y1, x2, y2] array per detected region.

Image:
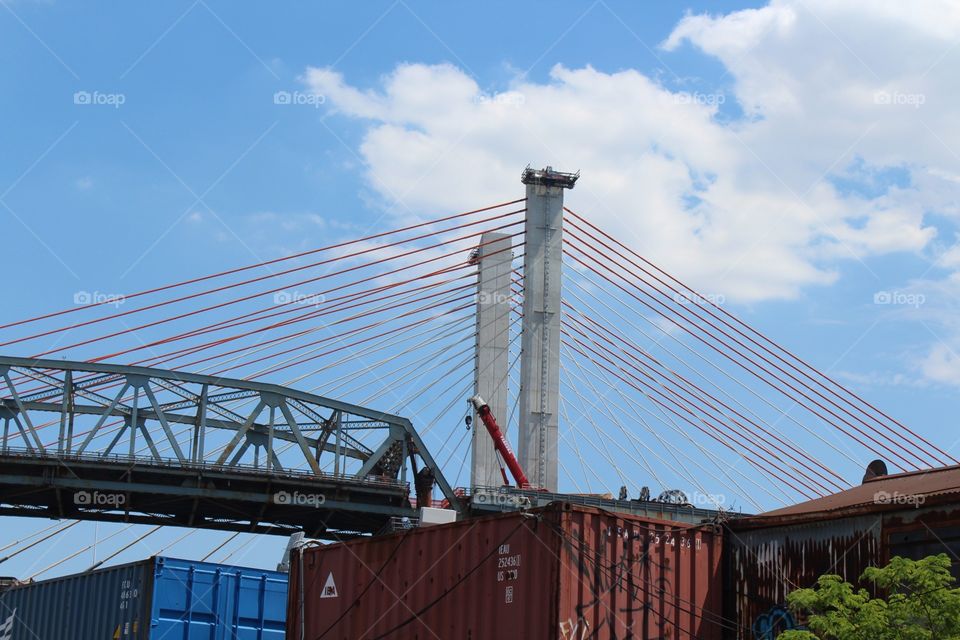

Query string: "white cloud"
[[906, 269, 960, 386], [302, 0, 960, 307], [920, 343, 960, 386]]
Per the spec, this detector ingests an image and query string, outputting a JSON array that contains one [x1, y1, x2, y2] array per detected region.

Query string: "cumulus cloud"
[[902, 270, 960, 387], [302, 0, 959, 311], [920, 343, 960, 386]]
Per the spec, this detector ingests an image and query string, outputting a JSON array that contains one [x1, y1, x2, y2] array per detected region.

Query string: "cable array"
[[0, 200, 525, 577], [0, 196, 947, 579], [557, 206, 951, 506]]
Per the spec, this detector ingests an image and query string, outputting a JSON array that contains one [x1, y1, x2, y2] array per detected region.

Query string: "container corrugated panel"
[[556, 506, 723, 639], [724, 514, 883, 640], [0, 555, 287, 639], [0, 556, 151, 639], [288, 502, 723, 639], [725, 502, 960, 639]]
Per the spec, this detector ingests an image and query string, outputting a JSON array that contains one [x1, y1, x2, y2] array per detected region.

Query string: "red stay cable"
[[7, 208, 523, 351], [1, 198, 524, 331], [561, 333, 816, 500], [33, 221, 523, 359], [84, 232, 522, 365], [56, 302, 477, 449], [563, 311, 839, 495], [565, 208, 954, 467], [563, 300, 847, 492], [237, 294, 477, 379], [134, 268, 481, 371], [173, 282, 479, 376], [562, 240, 919, 473], [566, 223, 936, 469], [123, 238, 521, 366]]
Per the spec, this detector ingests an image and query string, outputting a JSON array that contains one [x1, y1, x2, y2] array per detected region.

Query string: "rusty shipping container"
[[725, 464, 960, 639], [288, 502, 724, 639]]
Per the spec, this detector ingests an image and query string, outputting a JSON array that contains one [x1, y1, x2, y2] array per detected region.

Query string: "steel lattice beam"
[[0, 356, 464, 535]]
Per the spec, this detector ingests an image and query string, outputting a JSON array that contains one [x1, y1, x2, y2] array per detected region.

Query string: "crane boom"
[[469, 394, 530, 488]]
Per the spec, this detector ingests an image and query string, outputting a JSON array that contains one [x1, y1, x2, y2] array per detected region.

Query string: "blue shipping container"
[[0, 556, 287, 639]]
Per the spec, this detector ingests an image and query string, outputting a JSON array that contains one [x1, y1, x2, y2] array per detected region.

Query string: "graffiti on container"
[[559, 616, 590, 640], [752, 605, 805, 640], [558, 534, 675, 639]]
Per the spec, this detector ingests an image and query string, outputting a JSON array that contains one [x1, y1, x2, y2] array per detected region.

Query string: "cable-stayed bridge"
[[0, 167, 953, 577]]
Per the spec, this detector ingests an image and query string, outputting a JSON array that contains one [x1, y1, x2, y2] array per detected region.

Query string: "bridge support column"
[[518, 166, 577, 491], [471, 231, 513, 488]]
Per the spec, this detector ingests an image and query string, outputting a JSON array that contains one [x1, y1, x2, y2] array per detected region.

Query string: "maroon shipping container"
[[288, 502, 723, 639]]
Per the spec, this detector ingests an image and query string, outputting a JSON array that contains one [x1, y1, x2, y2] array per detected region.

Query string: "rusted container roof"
[[736, 464, 960, 528]]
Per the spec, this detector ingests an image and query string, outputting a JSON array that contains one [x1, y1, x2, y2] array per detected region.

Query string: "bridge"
[[0, 166, 955, 570], [0, 357, 460, 539]]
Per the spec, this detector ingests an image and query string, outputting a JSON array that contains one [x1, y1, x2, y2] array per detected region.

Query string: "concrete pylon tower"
[[517, 166, 578, 491], [471, 231, 514, 488]]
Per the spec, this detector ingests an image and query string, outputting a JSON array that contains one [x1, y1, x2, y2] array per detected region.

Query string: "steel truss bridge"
[[0, 356, 461, 539]]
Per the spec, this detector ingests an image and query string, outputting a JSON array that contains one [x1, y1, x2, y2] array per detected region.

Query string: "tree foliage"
[[778, 554, 960, 640]]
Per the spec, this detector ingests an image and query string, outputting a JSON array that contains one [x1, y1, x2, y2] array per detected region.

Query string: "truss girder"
[[0, 356, 463, 513]]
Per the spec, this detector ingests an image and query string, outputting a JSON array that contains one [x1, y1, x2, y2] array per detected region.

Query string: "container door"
[[150, 558, 286, 639]]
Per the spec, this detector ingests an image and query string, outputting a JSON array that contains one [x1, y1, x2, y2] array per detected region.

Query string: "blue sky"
[[2, 0, 960, 577]]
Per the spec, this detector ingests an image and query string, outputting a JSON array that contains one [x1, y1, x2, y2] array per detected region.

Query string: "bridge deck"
[[0, 450, 415, 539]]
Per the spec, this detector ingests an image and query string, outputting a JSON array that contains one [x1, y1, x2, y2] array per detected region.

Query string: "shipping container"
[[724, 464, 960, 639], [0, 555, 287, 639], [288, 501, 724, 639]]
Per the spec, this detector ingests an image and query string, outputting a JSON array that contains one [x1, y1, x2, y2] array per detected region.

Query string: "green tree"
[[778, 554, 960, 640]]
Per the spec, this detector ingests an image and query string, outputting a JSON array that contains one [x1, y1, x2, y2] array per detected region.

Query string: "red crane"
[[468, 394, 531, 488]]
